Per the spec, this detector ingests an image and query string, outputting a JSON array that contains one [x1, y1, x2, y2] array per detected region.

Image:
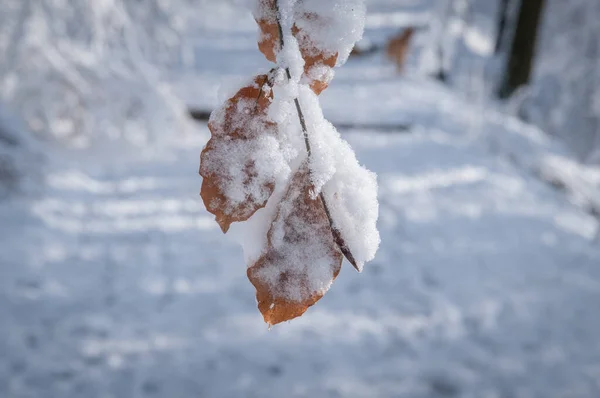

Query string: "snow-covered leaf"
[[200, 74, 282, 233], [247, 163, 342, 325]]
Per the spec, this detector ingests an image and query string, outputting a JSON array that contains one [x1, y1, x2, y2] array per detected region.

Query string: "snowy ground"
[[2, 2, 600, 398]]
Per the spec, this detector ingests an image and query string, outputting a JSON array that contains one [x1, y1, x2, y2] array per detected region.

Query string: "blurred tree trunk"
[[494, 0, 511, 53], [497, 0, 546, 98], [430, 0, 454, 83], [430, 0, 471, 83]]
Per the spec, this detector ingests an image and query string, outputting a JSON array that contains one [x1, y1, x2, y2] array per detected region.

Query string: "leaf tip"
[[216, 216, 231, 234]]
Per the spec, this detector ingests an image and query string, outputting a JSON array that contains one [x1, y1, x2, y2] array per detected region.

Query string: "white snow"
[[1, 1, 600, 397], [293, 0, 366, 65], [292, 85, 382, 268]]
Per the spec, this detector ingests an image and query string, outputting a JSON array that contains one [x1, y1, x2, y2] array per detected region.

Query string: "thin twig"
[[274, 3, 312, 156], [274, 0, 359, 271]]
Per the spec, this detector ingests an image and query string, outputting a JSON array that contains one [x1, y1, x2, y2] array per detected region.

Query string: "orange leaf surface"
[[199, 75, 277, 233], [257, 18, 279, 63], [247, 163, 342, 325]]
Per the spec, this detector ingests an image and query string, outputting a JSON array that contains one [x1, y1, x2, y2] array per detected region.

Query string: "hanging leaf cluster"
[[199, 0, 379, 326]]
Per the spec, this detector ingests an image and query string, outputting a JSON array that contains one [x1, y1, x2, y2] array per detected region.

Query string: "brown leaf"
[[292, 23, 337, 95], [303, 55, 337, 96], [199, 75, 277, 233], [257, 20, 279, 63], [247, 163, 342, 326], [255, 0, 279, 63], [385, 27, 416, 72]]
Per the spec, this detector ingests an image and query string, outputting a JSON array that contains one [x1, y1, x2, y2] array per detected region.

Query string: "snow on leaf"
[[199, 74, 284, 233], [254, 0, 282, 63], [292, 23, 337, 95], [293, 0, 366, 66], [322, 140, 380, 270], [256, 20, 280, 63], [247, 162, 343, 325], [199, 0, 377, 325], [254, 0, 338, 95]]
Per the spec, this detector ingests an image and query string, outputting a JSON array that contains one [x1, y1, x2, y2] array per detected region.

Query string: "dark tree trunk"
[[494, 0, 511, 53], [497, 0, 546, 98]]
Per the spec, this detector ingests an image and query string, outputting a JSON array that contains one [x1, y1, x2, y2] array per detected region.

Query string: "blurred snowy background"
[[1, 0, 600, 397]]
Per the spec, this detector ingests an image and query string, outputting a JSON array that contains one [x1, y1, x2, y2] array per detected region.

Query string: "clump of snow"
[[253, 0, 279, 24], [276, 33, 305, 85], [297, 86, 380, 269], [294, 0, 366, 65], [301, 64, 335, 89], [296, 86, 337, 196], [321, 144, 381, 270]]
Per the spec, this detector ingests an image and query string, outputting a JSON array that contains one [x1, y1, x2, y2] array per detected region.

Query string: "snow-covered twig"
[[273, 0, 359, 271]]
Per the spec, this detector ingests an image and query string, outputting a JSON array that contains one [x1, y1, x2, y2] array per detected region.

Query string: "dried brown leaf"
[[247, 163, 342, 326], [386, 27, 416, 72], [199, 75, 276, 233]]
